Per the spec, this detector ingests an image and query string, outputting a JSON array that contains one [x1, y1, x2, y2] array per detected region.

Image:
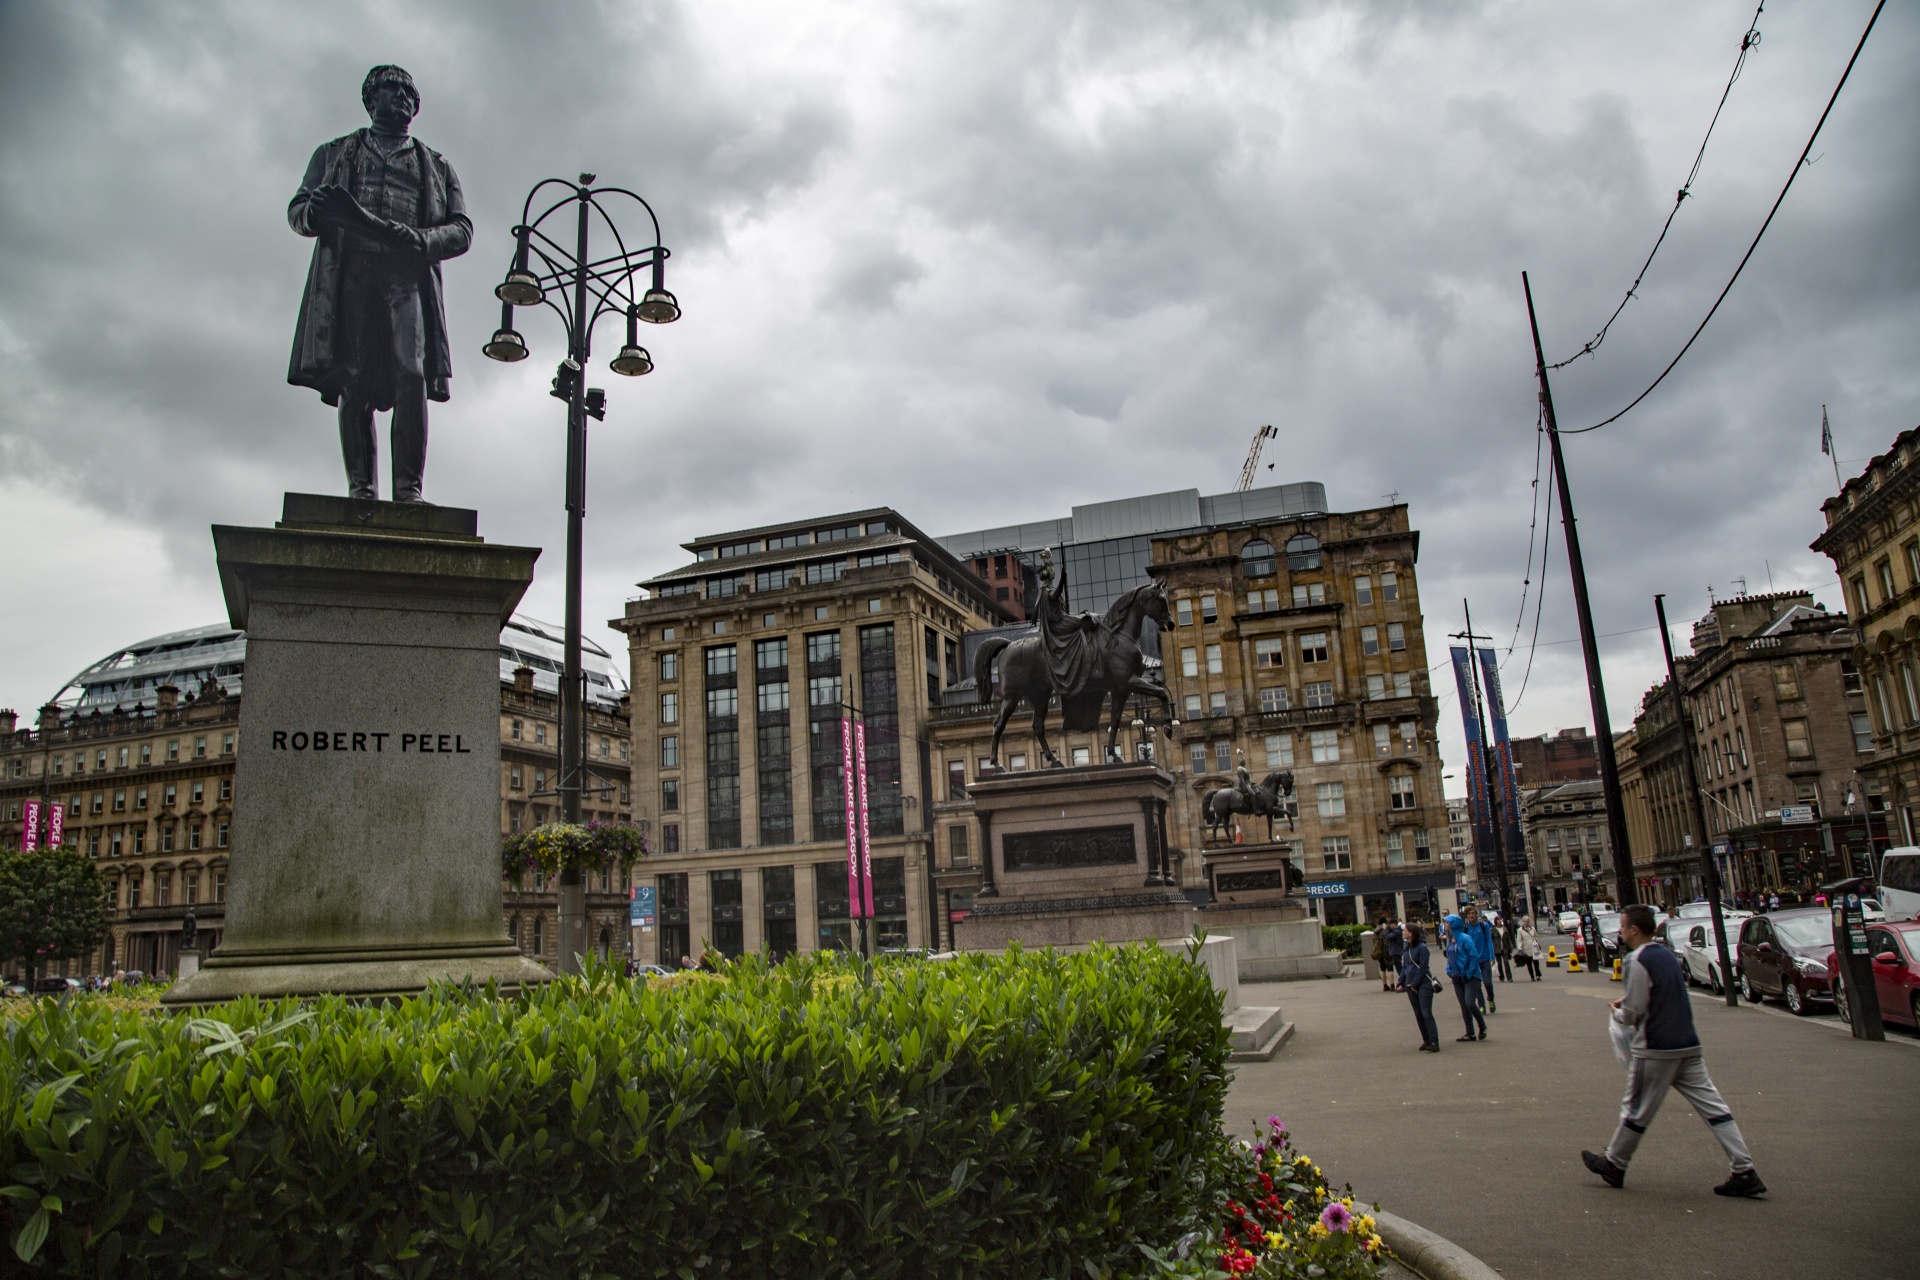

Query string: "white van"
[[1879, 848, 1920, 921]]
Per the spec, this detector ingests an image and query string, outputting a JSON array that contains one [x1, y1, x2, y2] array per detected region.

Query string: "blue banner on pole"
[[1451, 647, 1497, 864], [630, 884, 656, 928], [1476, 647, 1528, 864]]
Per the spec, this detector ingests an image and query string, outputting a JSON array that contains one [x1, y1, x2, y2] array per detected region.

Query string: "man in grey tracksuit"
[[1581, 904, 1766, 1197]]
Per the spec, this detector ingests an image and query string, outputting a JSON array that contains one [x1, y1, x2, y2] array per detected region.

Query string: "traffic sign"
[[1779, 805, 1816, 826]]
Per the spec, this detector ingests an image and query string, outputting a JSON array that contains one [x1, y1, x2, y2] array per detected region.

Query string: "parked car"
[[1878, 848, 1920, 921], [1556, 910, 1583, 936], [1667, 913, 1750, 995], [1671, 899, 1738, 922], [2, 980, 28, 999], [630, 964, 675, 979], [32, 977, 81, 995], [1861, 897, 1888, 924], [1736, 909, 1835, 1015], [1829, 919, 1920, 1032]]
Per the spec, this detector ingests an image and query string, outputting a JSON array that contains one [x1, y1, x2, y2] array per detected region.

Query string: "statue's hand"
[[381, 221, 428, 254], [307, 184, 376, 232]]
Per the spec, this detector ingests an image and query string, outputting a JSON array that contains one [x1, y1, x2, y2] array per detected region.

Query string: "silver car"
[[1667, 913, 1750, 995]]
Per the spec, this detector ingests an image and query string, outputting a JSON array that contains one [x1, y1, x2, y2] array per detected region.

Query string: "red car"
[[1736, 909, 1835, 1015], [1829, 919, 1920, 1031]]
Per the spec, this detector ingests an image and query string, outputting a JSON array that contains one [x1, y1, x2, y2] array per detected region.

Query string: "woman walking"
[[1515, 917, 1542, 980], [1445, 912, 1489, 1041], [1400, 923, 1440, 1052]]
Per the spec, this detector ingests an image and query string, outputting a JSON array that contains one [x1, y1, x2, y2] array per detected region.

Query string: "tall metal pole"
[[556, 183, 591, 974], [1655, 594, 1738, 1007], [1524, 272, 1637, 908], [1457, 602, 1512, 916]]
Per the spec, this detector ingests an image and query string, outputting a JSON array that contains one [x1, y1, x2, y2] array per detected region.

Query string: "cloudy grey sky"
[[2, 0, 1915, 783]]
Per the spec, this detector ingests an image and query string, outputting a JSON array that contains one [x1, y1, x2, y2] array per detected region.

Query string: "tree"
[[0, 847, 111, 985]]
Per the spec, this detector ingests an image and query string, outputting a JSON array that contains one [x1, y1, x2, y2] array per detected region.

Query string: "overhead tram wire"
[[1549, 2, 1768, 371], [1505, 444, 1555, 715], [1564, 0, 1887, 435]]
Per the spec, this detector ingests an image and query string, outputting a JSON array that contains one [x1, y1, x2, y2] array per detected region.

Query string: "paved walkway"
[[1225, 939, 1918, 1280]]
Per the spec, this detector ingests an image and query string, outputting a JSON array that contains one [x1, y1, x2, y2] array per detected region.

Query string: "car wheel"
[[1708, 965, 1724, 996], [1910, 992, 1920, 1033], [1786, 980, 1809, 1016], [1740, 972, 1759, 1004], [1834, 979, 1850, 1026]]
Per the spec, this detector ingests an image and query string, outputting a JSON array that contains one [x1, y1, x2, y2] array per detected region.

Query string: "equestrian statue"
[[1204, 756, 1297, 842], [974, 551, 1174, 768]]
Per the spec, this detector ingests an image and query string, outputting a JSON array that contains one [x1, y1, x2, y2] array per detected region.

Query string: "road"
[[1224, 938, 1918, 1280]]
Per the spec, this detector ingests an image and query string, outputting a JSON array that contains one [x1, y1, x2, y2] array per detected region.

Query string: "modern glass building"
[[936, 482, 1329, 617]]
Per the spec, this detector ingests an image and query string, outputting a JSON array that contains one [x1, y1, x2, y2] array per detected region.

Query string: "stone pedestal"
[[954, 763, 1197, 949], [164, 494, 554, 1003]]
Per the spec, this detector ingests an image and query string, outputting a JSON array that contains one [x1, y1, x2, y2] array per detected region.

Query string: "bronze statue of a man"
[[288, 66, 471, 502]]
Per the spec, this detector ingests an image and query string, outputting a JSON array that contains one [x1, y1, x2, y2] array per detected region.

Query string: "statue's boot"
[[339, 402, 379, 500], [391, 378, 428, 503]]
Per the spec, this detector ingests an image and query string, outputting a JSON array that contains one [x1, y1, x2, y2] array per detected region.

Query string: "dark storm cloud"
[[2, 0, 1915, 770]]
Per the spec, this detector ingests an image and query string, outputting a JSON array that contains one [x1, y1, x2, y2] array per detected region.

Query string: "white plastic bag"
[[1608, 1012, 1634, 1067]]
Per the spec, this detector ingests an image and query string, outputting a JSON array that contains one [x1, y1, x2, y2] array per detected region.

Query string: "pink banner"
[[22, 799, 41, 852], [854, 719, 874, 918], [841, 714, 861, 917], [47, 802, 64, 849]]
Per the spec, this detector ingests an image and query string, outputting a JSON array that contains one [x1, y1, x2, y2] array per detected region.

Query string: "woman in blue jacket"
[[1445, 913, 1488, 1041], [1398, 923, 1440, 1051]]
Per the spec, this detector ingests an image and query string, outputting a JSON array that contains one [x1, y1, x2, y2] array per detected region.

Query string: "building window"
[[1190, 743, 1209, 774], [1374, 724, 1391, 757], [1183, 694, 1203, 719], [1320, 835, 1351, 870], [949, 824, 970, 867], [1735, 727, 1748, 768], [219, 778, 231, 802], [1249, 589, 1279, 614], [1361, 626, 1379, 656], [1354, 576, 1373, 606], [1414, 829, 1433, 862], [1393, 672, 1413, 698], [1241, 539, 1276, 576], [1389, 774, 1417, 810], [160, 825, 174, 852], [1304, 681, 1334, 708], [1215, 740, 1233, 773], [510, 766, 523, 791], [1299, 632, 1329, 663], [1181, 647, 1198, 678], [109, 830, 122, 857], [1208, 692, 1228, 716], [90, 793, 103, 815], [1365, 674, 1385, 701], [661, 652, 679, 681], [1309, 729, 1340, 763], [1291, 583, 1325, 608], [1316, 782, 1346, 818], [1853, 575, 1871, 615], [808, 675, 842, 708], [948, 760, 968, 800], [1286, 534, 1321, 571], [1853, 712, 1875, 753], [1878, 559, 1898, 602], [216, 821, 230, 848], [1386, 831, 1404, 867], [1260, 686, 1289, 712], [662, 824, 680, 854], [661, 736, 679, 768], [1254, 638, 1285, 669], [135, 788, 148, 810], [189, 825, 202, 851], [1176, 598, 1193, 627], [1399, 720, 1418, 752], [1380, 572, 1399, 601], [194, 736, 207, 759], [1071, 747, 1091, 766], [222, 733, 235, 756], [1386, 623, 1406, 652], [1905, 665, 1920, 725], [1782, 719, 1813, 759], [1205, 644, 1223, 675], [113, 790, 126, 813], [661, 692, 679, 724], [1265, 733, 1293, 767], [116, 746, 128, 769], [662, 779, 679, 812], [1201, 594, 1218, 623]]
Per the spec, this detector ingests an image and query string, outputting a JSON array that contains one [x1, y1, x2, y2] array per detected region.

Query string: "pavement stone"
[[1224, 936, 1918, 1280]]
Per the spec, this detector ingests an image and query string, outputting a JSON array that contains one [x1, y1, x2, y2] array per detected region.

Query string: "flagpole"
[[1824, 406, 1843, 492]]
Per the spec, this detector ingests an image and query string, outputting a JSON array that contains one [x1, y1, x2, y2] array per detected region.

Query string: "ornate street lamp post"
[[485, 174, 679, 974]]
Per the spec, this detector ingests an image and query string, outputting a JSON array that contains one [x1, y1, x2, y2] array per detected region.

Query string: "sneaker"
[[1456, 1033, 1477, 1042], [1713, 1169, 1766, 1198], [1581, 1151, 1625, 1189], [1419, 1043, 1439, 1052]]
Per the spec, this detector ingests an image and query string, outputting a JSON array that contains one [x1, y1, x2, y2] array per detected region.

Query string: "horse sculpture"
[[974, 573, 1175, 769], [1203, 770, 1296, 841]]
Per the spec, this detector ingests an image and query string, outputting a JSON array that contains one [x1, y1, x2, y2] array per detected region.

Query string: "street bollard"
[[1546, 946, 1559, 967], [1611, 958, 1623, 982]]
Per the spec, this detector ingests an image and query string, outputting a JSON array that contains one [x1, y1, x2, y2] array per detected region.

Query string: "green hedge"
[[1322, 925, 1366, 958], [2, 946, 1231, 1279]]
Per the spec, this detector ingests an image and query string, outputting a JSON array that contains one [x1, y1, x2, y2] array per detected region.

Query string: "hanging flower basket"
[[502, 820, 649, 883]]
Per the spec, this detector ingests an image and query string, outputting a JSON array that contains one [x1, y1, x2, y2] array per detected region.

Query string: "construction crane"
[[1236, 423, 1278, 492]]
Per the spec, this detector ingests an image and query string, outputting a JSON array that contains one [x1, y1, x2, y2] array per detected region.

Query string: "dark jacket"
[[288, 129, 471, 405], [1398, 941, 1433, 991], [1616, 941, 1702, 1058]]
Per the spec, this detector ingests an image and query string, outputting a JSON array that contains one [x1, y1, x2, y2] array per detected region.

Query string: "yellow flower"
[[1308, 1224, 1329, 1239], [1265, 1231, 1283, 1249]]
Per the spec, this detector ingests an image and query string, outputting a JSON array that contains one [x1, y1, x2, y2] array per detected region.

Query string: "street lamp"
[[485, 173, 679, 975]]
